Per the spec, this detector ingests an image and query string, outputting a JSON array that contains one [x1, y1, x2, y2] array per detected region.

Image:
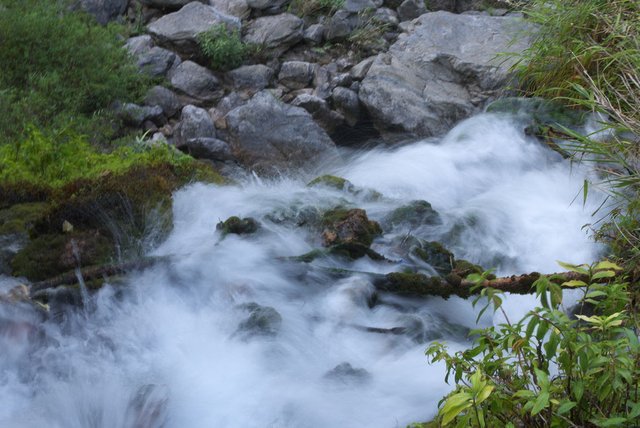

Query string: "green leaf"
[[557, 401, 577, 415], [531, 391, 549, 416], [593, 417, 628, 427], [573, 381, 584, 402], [594, 261, 622, 271], [557, 261, 589, 275], [441, 392, 473, 425], [592, 270, 615, 280], [562, 279, 588, 287], [476, 385, 494, 404]]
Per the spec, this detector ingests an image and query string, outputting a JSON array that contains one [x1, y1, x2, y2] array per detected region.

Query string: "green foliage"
[[197, 24, 247, 71], [348, 9, 391, 57], [0, 0, 150, 142], [427, 261, 640, 427], [0, 128, 192, 189]]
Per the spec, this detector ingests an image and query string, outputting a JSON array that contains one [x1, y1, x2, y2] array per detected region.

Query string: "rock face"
[[243, 14, 303, 53], [147, 2, 239, 56], [359, 11, 532, 140], [225, 91, 337, 173]]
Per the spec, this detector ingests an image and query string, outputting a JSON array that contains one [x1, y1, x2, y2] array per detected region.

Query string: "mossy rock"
[[320, 208, 382, 259], [307, 174, 382, 201], [11, 230, 113, 281], [234, 303, 282, 339], [216, 216, 259, 236], [375, 272, 452, 298], [0, 202, 50, 236], [383, 200, 441, 230], [411, 241, 454, 276]]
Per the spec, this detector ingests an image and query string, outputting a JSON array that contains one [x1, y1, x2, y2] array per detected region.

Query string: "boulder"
[[325, 10, 359, 41], [234, 303, 282, 339], [243, 13, 303, 53], [343, 0, 383, 12], [147, 2, 240, 56], [324, 362, 371, 385], [137, 47, 181, 77], [303, 24, 325, 45], [359, 11, 532, 140], [175, 105, 216, 147], [383, 200, 441, 230], [331, 87, 360, 126], [291, 94, 344, 133], [169, 60, 224, 104], [76, 0, 128, 25], [216, 216, 260, 236], [144, 86, 181, 118], [278, 61, 316, 90], [118, 103, 165, 127], [246, 0, 287, 11], [228, 64, 274, 92], [140, 0, 194, 8], [225, 91, 337, 173], [209, 0, 250, 19], [180, 137, 234, 161], [125, 35, 154, 56], [396, 0, 426, 21], [321, 208, 382, 259]]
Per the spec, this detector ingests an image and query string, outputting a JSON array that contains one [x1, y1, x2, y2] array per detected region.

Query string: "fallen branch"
[[29, 257, 163, 294]]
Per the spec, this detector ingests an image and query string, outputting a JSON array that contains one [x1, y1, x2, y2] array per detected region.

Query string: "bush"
[[426, 262, 640, 427], [0, 0, 150, 143], [197, 24, 247, 71]]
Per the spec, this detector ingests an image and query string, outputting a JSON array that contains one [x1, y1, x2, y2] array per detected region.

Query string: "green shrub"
[[0, 0, 150, 143], [197, 24, 247, 71], [426, 261, 640, 427]]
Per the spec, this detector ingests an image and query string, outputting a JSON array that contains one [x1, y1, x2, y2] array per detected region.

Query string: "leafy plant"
[[0, 0, 150, 143], [426, 261, 640, 427], [348, 9, 391, 57], [197, 24, 247, 71], [289, 0, 344, 17]]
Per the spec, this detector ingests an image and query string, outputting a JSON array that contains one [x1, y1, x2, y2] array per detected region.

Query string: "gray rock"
[[210, 92, 248, 128], [246, 0, 287, 11], [325, 10, 359, 41], [359, 11, 532, 139], [175, 104, 216, 147], [209, 0, 250, 18], [332, 87, 360, 126], [304, 24, 325, 45], [243, 14, 303, 53], [140, 0, 194, 7], [226, 91, 337, 173], [119, 103, 165, 127], [343, 0, 383, 12], [397, 0, 426, 21], [76, 0, 128, 25], [331, 73, 353, 88], [169, 60, 224, 103], [180, 137, 234, 161], [350, 56, 376, 80], [137, 47, 181, 78], [147, 2, 240, 56], [324, 362, 371, 385], [291, 94, 344, 133], [235, 303, 282, 338], [373, 7, 399, 27], [278, 61, 316, 90], [144, 86, 181, 118], [125, 35, 154, 57], [228, 64, 274, 92]]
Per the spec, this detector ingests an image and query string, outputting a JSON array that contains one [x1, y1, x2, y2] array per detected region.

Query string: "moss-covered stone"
[[216, 216, 260, 236], [412, 241, 454, 276], [0, 202, 50, 236], [11, 230, 113, 281], [384, 200, 441, 230], [307, 174, 350, 190], [320, 208, 382, 259], [374, 272, 459, 298]]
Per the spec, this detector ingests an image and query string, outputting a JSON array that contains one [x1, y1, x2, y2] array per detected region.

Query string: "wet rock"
[[137, 46, 181, 78], [331, 87, 360, 126], [291, 94, 344, 133], [383, 200, 441, 230], [209, 0, 250, 18], [76, 0, 128, 25], [216, 216, 260, 236], [324, 362, 371, 385], [278, 61, 316, 90], [235, 303, 282, 338], [411, 241, 454, 276], [144, 86, 181, 118], [359, 11, 532, 140], [169, 60, 224, 104], [147, 2, 240, 56], [243, 14, 303, 53], [228, 64, 274, 92], [225, 91, 337, 173], [175, 104, 216, 147], [321, 208, 382, 259], [307, 175, 382, 200], [397, 0, 426, 21]]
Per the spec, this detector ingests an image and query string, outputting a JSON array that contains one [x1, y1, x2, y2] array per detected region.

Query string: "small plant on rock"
[[197, 24, 247, 71], [289, 0, 345, 17]]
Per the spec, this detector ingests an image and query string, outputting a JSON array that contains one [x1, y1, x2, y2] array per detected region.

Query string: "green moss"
[[375, 272, 456, 298], [0, 202, 50, 236], [385, 200, 441, 230], [412, 241, 454, 276], [216, 216, 260, 236], [307, 175, 350, 190]]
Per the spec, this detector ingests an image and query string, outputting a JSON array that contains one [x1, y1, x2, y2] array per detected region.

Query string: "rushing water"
[[0, 114, 605, 427]]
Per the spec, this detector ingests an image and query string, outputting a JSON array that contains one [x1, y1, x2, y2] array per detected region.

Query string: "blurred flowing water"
[[0, 114, 605, 427]]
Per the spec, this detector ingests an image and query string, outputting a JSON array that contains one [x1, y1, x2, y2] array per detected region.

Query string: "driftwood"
[[29, 257, 162, 294]]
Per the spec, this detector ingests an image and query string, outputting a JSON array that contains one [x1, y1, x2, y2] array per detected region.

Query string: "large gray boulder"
[[228, 64, 274, 92], [209, 0, 250, 18], [147, 2, 240, 56], [169, 60, 224, 104], [144, 86, 181, 118], [243, 14, 303, 54], [225, 91, 337, 173], [359, 11, 532, 140], [137, 47, 181, 77]]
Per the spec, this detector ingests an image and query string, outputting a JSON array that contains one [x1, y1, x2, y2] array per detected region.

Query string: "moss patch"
[[0, 202, 50, 236]]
